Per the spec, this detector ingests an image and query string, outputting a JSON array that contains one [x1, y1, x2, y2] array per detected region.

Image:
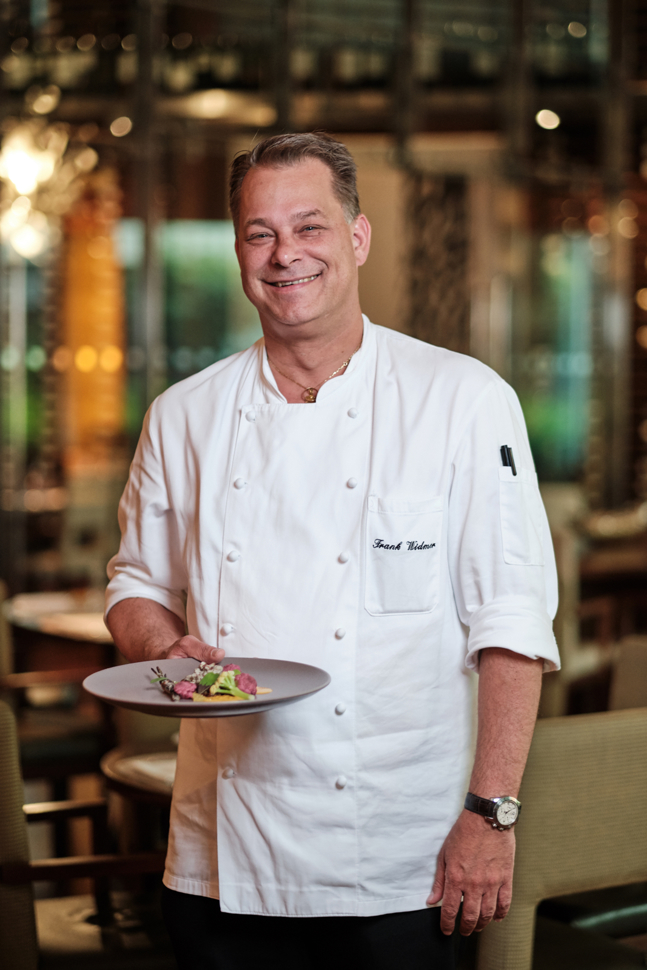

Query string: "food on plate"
[[151, 661, 271, 703]]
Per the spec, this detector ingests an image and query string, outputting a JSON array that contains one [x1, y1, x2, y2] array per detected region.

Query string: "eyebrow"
[[244, 209, 324, 229]]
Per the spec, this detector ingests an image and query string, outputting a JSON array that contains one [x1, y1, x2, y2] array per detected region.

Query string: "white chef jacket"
[[106, 316, 560, 918]]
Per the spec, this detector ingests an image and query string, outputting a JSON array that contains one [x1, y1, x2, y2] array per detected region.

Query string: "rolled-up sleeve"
[[105, 400, 187, 622], [447, 379, 560, 673]]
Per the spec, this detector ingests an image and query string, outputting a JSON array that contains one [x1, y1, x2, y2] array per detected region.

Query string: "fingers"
[[439, 887, 463, 935], [473, 889, 498, 933], [456, 880, 512, 935], [165, 635, 225, 664], [426, 847, 446, 908], [493, 881, 513, 923], [438, 873, 511, 936]]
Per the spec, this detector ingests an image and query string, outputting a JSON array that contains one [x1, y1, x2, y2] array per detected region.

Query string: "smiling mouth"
[[266, 273, 321, 288]]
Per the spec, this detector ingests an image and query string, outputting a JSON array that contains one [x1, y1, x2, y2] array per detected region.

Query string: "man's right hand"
[[106, 598, 225, 665], [163, 634, 225, 665]]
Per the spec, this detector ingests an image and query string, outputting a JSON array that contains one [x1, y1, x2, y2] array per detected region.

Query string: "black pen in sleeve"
[[500, 445, 517, 476]]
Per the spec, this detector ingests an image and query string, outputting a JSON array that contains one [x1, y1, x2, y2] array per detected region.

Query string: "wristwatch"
[[464, 792, 521, 831]]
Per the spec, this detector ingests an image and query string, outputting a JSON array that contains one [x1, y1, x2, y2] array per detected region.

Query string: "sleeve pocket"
[[499, 468, 544, 566], [365, 496, 444, 615]]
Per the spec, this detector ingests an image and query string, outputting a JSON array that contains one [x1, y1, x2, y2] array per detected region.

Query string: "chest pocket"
[[365, 495, 444, 616]]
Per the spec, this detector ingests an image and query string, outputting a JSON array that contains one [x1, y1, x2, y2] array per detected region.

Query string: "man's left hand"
[[426, 808, 515, 936]]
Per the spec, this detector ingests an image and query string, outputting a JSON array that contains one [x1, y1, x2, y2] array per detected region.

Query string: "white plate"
[[83, 657, 331, 718]]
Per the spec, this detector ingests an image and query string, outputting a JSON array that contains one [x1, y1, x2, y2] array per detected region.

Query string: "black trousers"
[[162, 885, 457, 970]]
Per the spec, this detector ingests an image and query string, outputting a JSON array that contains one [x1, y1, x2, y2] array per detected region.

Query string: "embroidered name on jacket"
[[373, 539, 436, 551]]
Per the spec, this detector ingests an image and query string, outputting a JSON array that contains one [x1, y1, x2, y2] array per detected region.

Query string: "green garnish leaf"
[[199, 672, 218, 686]]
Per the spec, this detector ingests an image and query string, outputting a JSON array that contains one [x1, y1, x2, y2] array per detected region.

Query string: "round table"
[[101, 741, 177, 805], [3, 589, 115, 673]]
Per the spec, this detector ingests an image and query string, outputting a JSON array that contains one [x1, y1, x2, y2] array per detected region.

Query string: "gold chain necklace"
[[268, 343, 362, 403]]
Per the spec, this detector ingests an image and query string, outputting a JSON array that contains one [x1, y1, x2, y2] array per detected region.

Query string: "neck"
[[263, 311, 364, 403]]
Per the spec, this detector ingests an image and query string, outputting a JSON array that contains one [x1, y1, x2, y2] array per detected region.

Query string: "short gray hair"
[[229, 132, 360, 231]]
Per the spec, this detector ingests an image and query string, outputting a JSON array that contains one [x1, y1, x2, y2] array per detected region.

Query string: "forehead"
[[239, 158, 342, 222]]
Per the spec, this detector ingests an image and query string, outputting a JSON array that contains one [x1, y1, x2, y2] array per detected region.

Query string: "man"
[[106, 132, 559, 970]]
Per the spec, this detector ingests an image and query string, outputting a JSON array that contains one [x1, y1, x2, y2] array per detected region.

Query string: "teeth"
[[274, 275, 318, 287]]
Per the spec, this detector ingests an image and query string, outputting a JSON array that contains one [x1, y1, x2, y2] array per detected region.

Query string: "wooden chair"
[[0, 699, 172, 970], [0, 581, 114, 798], [477, 709, 647, 970]]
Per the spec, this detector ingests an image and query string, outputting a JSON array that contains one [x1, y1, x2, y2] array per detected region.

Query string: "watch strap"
[[464, 792, 499, 819]]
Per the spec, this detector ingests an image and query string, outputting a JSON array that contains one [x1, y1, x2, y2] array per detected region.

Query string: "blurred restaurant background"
[[1, 1, 647, 968]]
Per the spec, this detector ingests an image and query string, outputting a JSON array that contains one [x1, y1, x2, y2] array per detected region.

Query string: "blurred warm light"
[[568, 22, 587, 38], [0, 120, 98, 240], [77, 34, 96, 51], [56, 36, 75, 53], [618, 217, 639, 239], [75, 146, 99, 172], [535, 109, 560, 130], [587, 214, 608, 235], [619, 199, 639, 218], [0, 147, 50, 194], [45, 487, 68, 511], [11, 37, 28, 53], [110, 116, 133, 137], [24, 489, 45, 512], [636, 289, 647, 311], [163, 89, 277, 126], [121, 34, 137, 51], [1, 195, 31, 235], [99, 345, 123, 373], [10, 213, 48, 258], [637, 326, 647, 350], [61, 169, 126, 467], [52, 346, 72, 371], [74, 345, 98, 372], [0, 123, 67, 197], [29, 84, 62, 115]]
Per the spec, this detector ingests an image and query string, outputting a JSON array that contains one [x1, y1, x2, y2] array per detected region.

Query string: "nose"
[[272, 232, 301, 268]]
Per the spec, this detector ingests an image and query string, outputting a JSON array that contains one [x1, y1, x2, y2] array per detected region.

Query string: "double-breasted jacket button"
[[338, 551, 350, 563], [233, 477, 247, 489], [335, 776, 348, 789], [335, 628, 346, 640], [347, 408, 358, 419], [222, 767, 236, 779], [227, 550, 240, 562], [335, 703, 347, 715], [245, 411, 256, 422], [220, 623, 234, 636], [346, 478, 358, 489]]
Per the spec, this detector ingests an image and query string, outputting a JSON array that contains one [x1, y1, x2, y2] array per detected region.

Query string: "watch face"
[[495, 800, 519, 827]]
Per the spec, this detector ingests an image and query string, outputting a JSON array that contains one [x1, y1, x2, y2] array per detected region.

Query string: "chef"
[[105, 132, 560, 970]]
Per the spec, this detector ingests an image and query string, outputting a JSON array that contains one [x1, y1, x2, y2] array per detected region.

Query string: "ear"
[[352, 213, 371, 268]]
